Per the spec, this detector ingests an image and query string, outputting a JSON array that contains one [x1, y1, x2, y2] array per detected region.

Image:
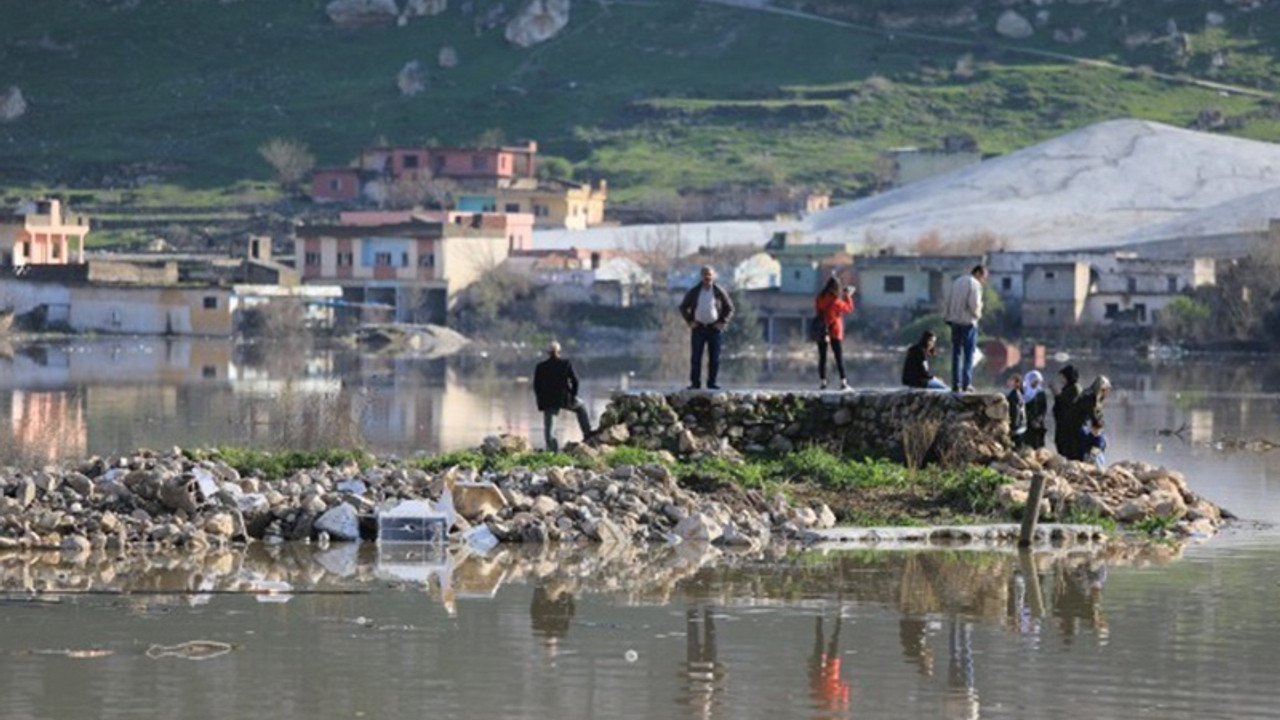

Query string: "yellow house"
[[460, 179, 608, 230]]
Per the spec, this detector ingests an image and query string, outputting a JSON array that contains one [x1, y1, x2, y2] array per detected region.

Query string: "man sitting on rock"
[[533, 341, 593, 452]]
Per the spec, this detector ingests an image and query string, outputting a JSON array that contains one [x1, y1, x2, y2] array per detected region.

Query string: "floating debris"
[[24, 648, 114, 659], [145, 640, 235, 661]]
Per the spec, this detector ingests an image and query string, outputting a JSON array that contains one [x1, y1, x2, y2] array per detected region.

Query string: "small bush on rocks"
[[188, 447, 374, 480], [933, 465, 1007, 514]]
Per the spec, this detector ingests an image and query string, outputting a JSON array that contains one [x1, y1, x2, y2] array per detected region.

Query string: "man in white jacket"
[[942, 265, 987, 392]]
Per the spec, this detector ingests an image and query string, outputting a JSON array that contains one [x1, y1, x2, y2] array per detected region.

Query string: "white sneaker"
[[819, 380, 827, 390], [839, 379, 851, 391]]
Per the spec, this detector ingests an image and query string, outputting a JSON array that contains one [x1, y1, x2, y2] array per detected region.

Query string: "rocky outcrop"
[[326, 0, 399, 26], [0, 86, 27, 122], [404, 0, 446, 16], [438, 45, 459, 68], [397, 60, 426, 96], [505, 0, 570, 48], [595, 390, 1011, 465]]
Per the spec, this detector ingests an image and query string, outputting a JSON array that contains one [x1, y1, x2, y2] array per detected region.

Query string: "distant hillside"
[[4, 0, 1280, 208]]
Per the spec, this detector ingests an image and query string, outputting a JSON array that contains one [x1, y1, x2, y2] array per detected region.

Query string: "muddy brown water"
[[2, 339, 1280, 719]]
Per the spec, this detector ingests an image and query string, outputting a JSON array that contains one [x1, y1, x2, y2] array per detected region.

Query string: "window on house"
[[202, 365, 217, 379], [51, 243, 60, 260], [483, 203, 497, 212], [432, 156, 447, 174], [337, 252, 354, 267], [1104, 303, 1119, 319], [1044, 270, 1056, 280], [794, 270, 802, 280], [533, 204, 549, 217], [328, 178, 342, 191], [1001, 277, 1012, 291], [203, 296, 218, 310], [1048, 307, 1056, 317], [401, 252, 410, 267], [305, 252, 321, 266], [1135, 303, 1147, 323], [884, 275, 905, 293], [403, 154, 420, 169], [374, 252, 393, 266], [21, 242, 30, 258], [1128, 277, 1138, 294], [1168, 275, 1178, 293], [472, 155, 488, 170], [419, 254, 435, 268], [504, 203, 520, 213]]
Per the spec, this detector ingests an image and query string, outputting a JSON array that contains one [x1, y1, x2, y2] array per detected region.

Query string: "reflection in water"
[[5, 540, 1280, 719], [808, 613, 851, 717], [681, 605, 726, 720]]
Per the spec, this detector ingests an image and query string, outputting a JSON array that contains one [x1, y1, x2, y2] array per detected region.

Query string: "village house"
[[296, 211, 513, 324], [995, 250, 1217, 330], [677, 187, 830, 221], [880, 135, 983, 188], [309, 140, 609, 230], [506, 247, 651, 308], [854, 253, 983, 311], [0, 198, 90, 267]]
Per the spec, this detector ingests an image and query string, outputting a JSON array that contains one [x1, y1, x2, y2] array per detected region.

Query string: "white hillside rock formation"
[[505, 0, 570, 47], [1112, 185, 1280, 247], [995, 10, 1034, 39], [805, 119, 1280, 252]]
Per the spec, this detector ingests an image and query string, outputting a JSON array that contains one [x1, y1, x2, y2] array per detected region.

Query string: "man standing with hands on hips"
[[942, 265, 987, 393], [680, 265, 735, 390]]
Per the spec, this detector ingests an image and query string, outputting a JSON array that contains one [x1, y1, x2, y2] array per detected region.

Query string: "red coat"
[[815, 293, 853, 341]]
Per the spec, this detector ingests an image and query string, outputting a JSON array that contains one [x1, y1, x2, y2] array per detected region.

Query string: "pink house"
[[0, 198, 90, 267]]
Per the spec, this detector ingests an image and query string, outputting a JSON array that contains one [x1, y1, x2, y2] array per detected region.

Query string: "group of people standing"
[[534, 263, 1113, 466], [1003, 364, 1111, 466]]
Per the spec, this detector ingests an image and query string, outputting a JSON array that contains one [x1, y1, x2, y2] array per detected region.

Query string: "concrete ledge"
[[801, 523, 1105, 550]]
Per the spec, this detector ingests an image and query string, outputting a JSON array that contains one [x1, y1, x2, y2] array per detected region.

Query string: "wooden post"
[[1018, 474, 1047, 547]]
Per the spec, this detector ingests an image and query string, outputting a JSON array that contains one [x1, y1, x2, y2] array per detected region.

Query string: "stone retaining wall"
[[595, 390, 1011, 464]]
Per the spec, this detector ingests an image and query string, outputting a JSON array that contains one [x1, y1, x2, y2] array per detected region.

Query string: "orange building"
[[0, 198, 90, 267]]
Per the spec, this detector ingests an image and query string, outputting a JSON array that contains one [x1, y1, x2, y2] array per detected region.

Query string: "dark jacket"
[[1063, 391, 1105, 461], [1053, 382, 1081, 457], [1007, 388, 1027, 437], [533, 356, 579, 412], [1026, 392, 1048, 432], [901, 342, 934, 388], [679, 282, 735, 328]]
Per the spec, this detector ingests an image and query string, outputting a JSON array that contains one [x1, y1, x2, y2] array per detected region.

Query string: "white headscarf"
[[1022, 370, 1044, 404]]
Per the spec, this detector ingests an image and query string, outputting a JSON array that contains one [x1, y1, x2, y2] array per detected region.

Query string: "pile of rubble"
[[991, 447, 1228, 537], [0, 443, 824, 553]]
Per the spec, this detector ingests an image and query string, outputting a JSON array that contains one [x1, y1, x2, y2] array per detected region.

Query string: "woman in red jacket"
[[814, 277, 854, 390]]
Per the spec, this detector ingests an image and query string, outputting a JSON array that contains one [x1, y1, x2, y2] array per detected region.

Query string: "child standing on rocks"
[[1007, 373, 1027, 447], [1082, 418, 1108, 468]]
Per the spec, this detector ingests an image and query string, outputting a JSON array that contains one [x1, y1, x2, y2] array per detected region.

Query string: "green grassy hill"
[[4, 0, 1280, 211]]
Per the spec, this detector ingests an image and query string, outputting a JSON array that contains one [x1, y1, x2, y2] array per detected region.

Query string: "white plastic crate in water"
[[377, 499, 449, 544]]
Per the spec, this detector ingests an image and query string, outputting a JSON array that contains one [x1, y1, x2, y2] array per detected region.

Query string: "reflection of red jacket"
[[813, 654, 851, 711], [815, 293, 854, 341]]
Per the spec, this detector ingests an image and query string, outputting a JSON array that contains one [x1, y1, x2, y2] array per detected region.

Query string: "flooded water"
[[3, 337, 1280, 718], [3, 540, 1280, 719]]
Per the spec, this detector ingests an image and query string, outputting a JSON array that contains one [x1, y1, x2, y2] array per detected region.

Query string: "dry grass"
[[901, 419, 941, 470]]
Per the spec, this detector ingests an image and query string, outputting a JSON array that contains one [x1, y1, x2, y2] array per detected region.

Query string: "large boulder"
[[505, 0, 570, 48], [405, 0, 447, 16], [397, 60, 426, 96], [327, 0, 399, 26], [995, 10, 1034, 39], [0, 86, 27, 122]]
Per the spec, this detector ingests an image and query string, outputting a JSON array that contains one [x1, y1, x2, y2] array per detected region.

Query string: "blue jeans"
[[949, 322, 977, 391], [543, 400, 591, 453], [926, 377, 949, 391], [689, 324, 723, 388]]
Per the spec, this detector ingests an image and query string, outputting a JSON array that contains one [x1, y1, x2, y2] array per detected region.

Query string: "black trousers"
[[817, 337, 846, 381]]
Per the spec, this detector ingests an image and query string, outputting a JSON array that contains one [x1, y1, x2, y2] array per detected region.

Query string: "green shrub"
[[604, 446, 668, 468], [933, 465, 1008, 515]]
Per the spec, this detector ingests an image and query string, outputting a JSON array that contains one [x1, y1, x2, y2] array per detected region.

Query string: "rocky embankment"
[[0, 441, 794, 553]]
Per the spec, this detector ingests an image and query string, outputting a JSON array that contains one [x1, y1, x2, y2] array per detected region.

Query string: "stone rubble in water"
[[0, 86, 27, 122]]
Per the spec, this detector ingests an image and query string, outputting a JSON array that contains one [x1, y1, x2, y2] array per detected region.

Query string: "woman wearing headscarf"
[[1064, 376, 1111, 461], [1022, 370, 1048, 449], [1052, 365, 1082, 458], [814, 277, 854, 390]]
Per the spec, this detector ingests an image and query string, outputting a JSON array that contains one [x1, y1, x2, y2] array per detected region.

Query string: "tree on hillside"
[[473, 127, 506, 148], [258, 138, 315, 191], [536, 155, 575, 182], [383, 172, 457, 210]]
